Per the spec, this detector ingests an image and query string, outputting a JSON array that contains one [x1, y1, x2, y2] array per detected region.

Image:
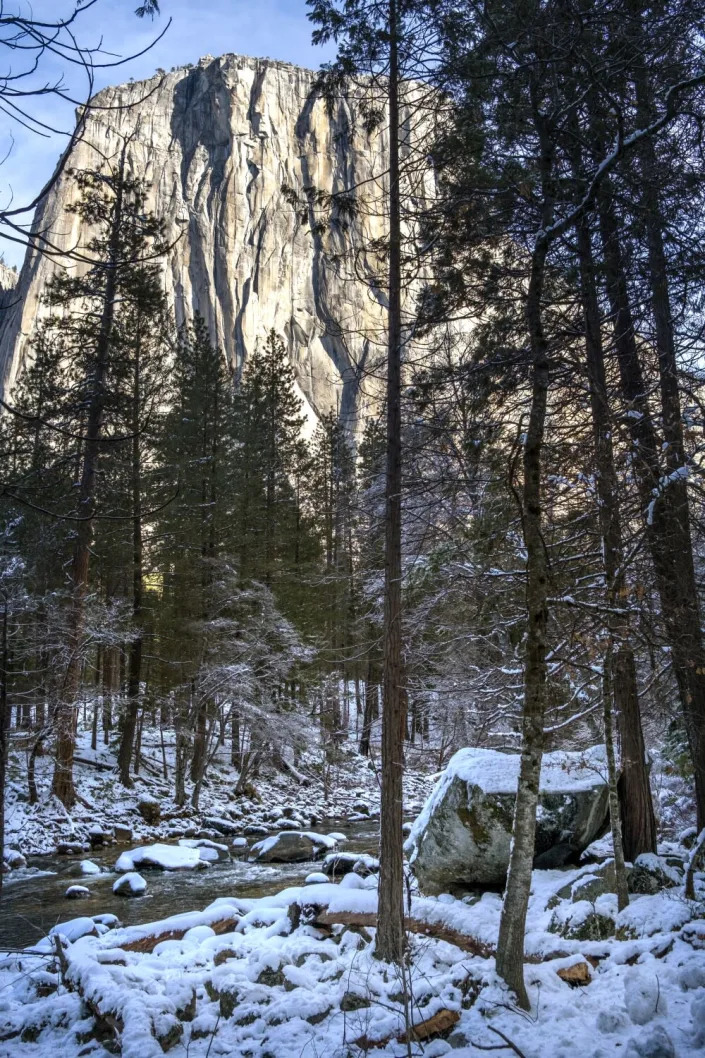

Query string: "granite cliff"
[[0, 54, 405, 428]]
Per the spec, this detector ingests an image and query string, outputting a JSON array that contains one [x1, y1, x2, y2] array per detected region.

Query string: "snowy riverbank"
[[1, 843, 703, 1058], [3, 727, 437, 861]]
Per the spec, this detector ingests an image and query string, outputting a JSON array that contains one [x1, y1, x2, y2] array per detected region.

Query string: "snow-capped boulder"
[[115, 843, 201, 872], [249, 831, 337, 863], [57, 840, 86, 855], [179, 838, 230, 862], [114, 824, 133, 843], [113, 872, 147, 896], [628, 854, 681, 895], [50, 917, 100, 942], [625, 1026, 675, 1058], [273, 818, 300, 831], [624, 970, 668, 1025], [88, 824, 111, 847], [244, 824, 268, 836], [65, 884, 91, 899], [204, 815, 240, 835], [406, 746, 610, 892], [304, 872, 329, 885], [321, 851, 379, 878], [79, 859, 102, 875]]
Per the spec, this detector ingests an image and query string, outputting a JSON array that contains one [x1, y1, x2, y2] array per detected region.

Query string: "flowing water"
[[0, 817, 381, 950]]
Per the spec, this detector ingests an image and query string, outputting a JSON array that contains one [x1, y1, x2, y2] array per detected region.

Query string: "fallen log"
[[53, 936, 124, 1048], [74, 756, 114, 772], [121, 914, 240, 953], [292, 903, 493, 959], [354, 1008, 460, 1050]]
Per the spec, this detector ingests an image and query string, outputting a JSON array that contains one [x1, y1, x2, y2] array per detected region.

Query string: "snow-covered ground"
[[3, 726, 436, 860], [1, 842, 703, 1058], [2, 725, 702, 1056]]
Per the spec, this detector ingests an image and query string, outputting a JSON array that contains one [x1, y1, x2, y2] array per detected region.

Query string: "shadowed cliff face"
[[0, 54, 397, 429]]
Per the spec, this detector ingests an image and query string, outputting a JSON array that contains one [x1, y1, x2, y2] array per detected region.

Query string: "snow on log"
[[109, 901, 245, 953], [288, 885, 494, 958]]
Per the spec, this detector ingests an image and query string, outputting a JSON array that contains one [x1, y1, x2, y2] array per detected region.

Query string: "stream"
[[0, 817, 381, 950]]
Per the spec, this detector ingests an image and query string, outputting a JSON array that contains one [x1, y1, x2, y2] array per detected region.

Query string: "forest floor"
[[3, 724, 438, 860]]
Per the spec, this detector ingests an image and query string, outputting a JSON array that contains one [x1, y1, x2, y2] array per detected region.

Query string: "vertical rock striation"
[[0, 54, 398, 427]]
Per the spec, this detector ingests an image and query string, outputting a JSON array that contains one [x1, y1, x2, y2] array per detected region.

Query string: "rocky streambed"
[[0, 817, 380, 950]]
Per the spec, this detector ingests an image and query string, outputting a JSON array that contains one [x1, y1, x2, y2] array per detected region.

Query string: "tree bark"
[[602, 645, 630, 910], [598, 186, 705, 829], [375, 0, 405, 966], [496, 113, 552, 1009], [615, 646, 656, 860], [575, 210, 656, 861], [117, 326, 144, 787], [633, 74, 705, 829]]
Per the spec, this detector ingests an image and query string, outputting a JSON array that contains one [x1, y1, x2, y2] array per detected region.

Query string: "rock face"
[[0, 54, 414, 429], [406, 746, 610, 892], [0, 262, 17, 313]]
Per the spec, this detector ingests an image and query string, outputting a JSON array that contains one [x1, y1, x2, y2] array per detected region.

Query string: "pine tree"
[[233, 330, 310, 591], [153, 317, 237, 803]]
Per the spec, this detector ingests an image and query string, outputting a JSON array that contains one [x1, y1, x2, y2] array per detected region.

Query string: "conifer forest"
[[0, 2, 704, 1056]]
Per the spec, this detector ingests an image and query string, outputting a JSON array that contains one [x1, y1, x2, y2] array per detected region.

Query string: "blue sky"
[[0, 0, 334, 267]]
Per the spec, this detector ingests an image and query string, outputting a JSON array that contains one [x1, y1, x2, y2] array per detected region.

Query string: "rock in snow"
[[322, 851, 379, 878], [65, 885, 91, 899], [115, 843, 201, 872], [304, 872, 330, 885], [113, 872, 147, 897], [136, 797, 161, 825], [406, 746, 610, 891], [249, 831, 338, 863], [79, 859, 102, 875], [178, 838, 230, 862]]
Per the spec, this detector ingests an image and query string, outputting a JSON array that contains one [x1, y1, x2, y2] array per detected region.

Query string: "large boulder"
[[406, 746, 610, 892]]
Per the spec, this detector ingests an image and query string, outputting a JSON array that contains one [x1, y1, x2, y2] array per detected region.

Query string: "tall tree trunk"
[[102, 646, 114, 745], [602, 644, 630, 910], [360, 660, 375, 758], [117, 329, 144, 787], [633, 75, 705, 828], [615, 646, 656, 860], [598, 186, 705, 829], [231, 710, 241, 768], [575, 212, 656, 861], [496, 120, 553, 1009], [376, 0, 405, 965], [51, 152, 126, 808], [190, 695, 207, 785]]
